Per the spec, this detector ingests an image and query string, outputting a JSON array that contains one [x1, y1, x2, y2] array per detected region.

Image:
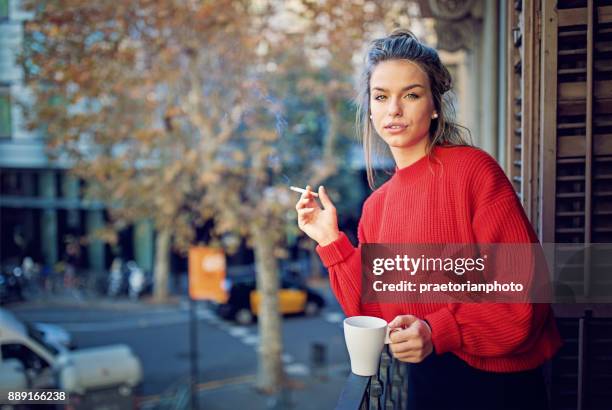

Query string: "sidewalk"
[[9, 275, 335, 312], [199, 372, 348, 410], [140, 364, 351, 410], [8, 291, 183, 313]]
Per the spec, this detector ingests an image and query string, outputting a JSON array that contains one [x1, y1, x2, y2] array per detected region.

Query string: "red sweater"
[[316, 145, 562, 372]]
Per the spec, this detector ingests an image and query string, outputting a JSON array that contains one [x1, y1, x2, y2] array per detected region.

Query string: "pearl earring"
[[432, 113, 438, 119]]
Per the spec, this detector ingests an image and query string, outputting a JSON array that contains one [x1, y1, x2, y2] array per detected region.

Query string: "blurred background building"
[[0, 0, 498, 276], [2, 0, 611, 272], [0, 0, 154, 275]]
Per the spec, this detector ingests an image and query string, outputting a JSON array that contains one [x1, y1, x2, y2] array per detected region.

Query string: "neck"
[[390, 137, 429, 169]]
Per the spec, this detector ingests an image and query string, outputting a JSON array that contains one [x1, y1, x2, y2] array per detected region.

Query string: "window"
[[0, 86, 11, 138], [0, 170, 22, 196], [26, 323, 60, 356], [0, 0, 8, 20], [1, 343, 50, 371]]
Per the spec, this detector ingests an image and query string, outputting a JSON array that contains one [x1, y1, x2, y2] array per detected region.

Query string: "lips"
[[384, 123, 408, 134]]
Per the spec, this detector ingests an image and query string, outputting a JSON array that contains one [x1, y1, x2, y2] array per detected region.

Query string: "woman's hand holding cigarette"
[[295, 185, 340, 246]]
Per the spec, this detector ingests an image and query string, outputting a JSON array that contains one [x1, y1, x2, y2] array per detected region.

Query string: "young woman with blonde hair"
[[296, 29, 561, 409]]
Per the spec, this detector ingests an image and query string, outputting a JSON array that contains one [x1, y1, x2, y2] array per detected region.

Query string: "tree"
[[23, 0, 293, 392], [23, 0, 418, 394], [22, 0, 264, 302]]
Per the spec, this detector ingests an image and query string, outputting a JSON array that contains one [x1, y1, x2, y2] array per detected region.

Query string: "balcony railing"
[[336, 308, 612, 410], [336, 346, 409, 410]]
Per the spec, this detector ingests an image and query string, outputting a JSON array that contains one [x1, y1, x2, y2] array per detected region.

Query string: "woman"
[[295, 29, 561, 410]]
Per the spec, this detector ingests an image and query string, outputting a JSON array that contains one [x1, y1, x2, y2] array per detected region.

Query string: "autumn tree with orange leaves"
[[23, 0, 417, 394]]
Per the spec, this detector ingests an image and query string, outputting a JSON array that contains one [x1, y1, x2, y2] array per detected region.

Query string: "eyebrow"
[[371, 84, 425, 92]]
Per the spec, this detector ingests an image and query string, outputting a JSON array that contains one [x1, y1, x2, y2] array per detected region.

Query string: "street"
[[8, 292, 351, 409]]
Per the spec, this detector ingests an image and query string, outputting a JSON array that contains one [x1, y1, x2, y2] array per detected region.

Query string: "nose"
[[387, 96, 403, 117]]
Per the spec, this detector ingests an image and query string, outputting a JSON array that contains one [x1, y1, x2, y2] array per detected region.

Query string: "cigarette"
[[289, 186, 319, 196]]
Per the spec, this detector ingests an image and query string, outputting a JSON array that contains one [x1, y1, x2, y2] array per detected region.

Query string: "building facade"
[[0, 0, 154, 274]]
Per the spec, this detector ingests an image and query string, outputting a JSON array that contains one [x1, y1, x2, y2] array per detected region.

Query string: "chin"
[[383, 133, 428, 149], [383, 136, 418, 148]]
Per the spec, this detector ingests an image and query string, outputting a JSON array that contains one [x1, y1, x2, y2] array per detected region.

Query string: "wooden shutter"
[[507, 0, 541, 226], [507, 0, 525, 200], [540, 2, 612, 408], [541, 0, 612, 244]]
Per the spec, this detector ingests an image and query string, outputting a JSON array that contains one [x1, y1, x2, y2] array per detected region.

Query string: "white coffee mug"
[[343, 316, 392, 376]]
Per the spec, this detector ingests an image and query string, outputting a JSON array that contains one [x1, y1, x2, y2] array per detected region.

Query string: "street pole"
[[190, 296, 199, 410]]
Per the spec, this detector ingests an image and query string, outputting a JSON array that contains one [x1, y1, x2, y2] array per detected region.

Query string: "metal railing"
[[337, 309, 612, 410], [336, 346, 408, 410]]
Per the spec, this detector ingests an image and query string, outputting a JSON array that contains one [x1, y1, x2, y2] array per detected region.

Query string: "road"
[[9, 294, 350, 406]]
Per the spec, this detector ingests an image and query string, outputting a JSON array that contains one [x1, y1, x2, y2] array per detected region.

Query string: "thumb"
[[389, 314, 419, 329], [318, 186, 335, 210]]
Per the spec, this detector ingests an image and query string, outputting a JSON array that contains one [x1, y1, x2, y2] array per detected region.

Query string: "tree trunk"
[[252, 223, 284, 393], [153, 228, 171, 303]]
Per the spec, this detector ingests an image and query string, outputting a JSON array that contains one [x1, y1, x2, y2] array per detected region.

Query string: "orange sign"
[[188, 247, 227, 302]]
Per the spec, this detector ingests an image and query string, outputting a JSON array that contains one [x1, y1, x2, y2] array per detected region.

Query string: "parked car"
[[0, 308, 142, 409], [31, 322, 76, 351], [216, 271, 326, 325]]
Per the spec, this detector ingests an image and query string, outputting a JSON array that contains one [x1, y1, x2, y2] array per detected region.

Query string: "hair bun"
[[388, 28, 419, 41]]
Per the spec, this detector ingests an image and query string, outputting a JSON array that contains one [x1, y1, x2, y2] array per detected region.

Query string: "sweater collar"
[[392, 145, 441, 183]]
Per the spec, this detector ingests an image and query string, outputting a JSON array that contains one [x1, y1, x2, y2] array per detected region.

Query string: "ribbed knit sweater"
[[316, 145, 562, 372]]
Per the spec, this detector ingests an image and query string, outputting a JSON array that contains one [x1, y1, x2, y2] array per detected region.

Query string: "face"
[[369, 59, 436, 154]]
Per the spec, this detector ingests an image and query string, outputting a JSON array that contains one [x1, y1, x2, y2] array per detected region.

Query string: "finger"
[[390, 327, 416, 344], [393, 353, 422, 363], [389, 339, 424, 355], [299, 185, 312, 202], [388, 327, 402, 339], [301, 185, 319, 198], [297, 208, 315, 215], [318, 185, 335, 210], [299, 187, 309, 202], [390, 346, 420, 359], [306, 185, 314, 196], [395, 345, 432, 362], [389, 314, 419, 330], [388, 327, 405, 344], [389, 322, 424, 343], [296, 197, 316, 210]]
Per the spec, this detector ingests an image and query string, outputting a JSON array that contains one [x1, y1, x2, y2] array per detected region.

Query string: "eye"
[[374, 95, 386, 101], [405, 93, 419, 100]]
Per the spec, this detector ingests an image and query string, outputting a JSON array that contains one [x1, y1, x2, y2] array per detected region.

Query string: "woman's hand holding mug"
[[388, 315, 433, 363], [295, 185, 340, 246]]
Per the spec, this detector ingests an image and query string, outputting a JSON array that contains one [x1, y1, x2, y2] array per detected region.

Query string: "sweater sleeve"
[[315, 211, 382, 318], [426, 187, 551, 357]]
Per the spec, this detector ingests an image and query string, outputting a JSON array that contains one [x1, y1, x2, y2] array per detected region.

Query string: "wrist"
[[317, 230, 340, 246]]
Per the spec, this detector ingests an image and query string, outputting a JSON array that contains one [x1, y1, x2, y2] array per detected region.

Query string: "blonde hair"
[[355, 28, 471, 189]]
